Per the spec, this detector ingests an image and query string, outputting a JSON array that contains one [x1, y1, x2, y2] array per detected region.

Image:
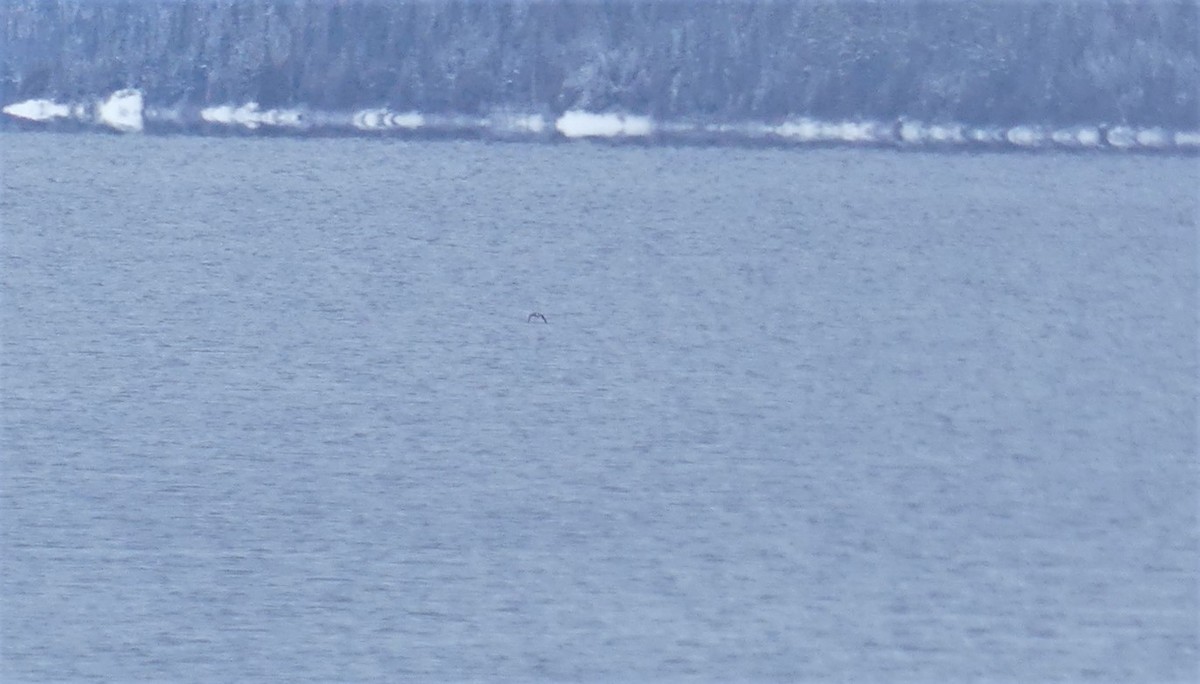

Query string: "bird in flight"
[[527, 312, 548, 323]]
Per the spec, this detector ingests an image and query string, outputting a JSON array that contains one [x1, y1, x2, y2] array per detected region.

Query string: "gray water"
[[2, 132, 1197, 682]]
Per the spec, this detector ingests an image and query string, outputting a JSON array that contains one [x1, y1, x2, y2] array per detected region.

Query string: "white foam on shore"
[[490, 113, 547, 135], [5, 90, 1199, 153], [1175, 131, 1200, 148], [1105, 126, 1137, 149], [928, 124, 965, 144], [1051, 127, 1102, 147], [389, 112, 424, 129], [774, 119, 883, 144], [96, 89, 144, 132], [1006, 126, 1045, 147], [351, 108, 424, 131], [555, 111, 653, 138], [966, 127, 1006, 144], [1135, 128, 1170, 148], [2, 98, 72, 122], [897, 121, 978, 145], [201, 103, 305, 129]]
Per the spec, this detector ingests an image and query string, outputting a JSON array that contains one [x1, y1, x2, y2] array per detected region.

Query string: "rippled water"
[[2, 132, 1197, 681]]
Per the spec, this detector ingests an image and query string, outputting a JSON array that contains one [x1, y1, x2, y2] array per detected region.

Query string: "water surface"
[[2, 133, 1197, 681]]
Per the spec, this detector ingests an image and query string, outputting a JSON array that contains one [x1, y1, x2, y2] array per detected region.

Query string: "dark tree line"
[[2, 0, 1197, 127]]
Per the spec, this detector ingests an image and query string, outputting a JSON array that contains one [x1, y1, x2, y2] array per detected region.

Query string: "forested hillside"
[[3, 0, 1197, 128]]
